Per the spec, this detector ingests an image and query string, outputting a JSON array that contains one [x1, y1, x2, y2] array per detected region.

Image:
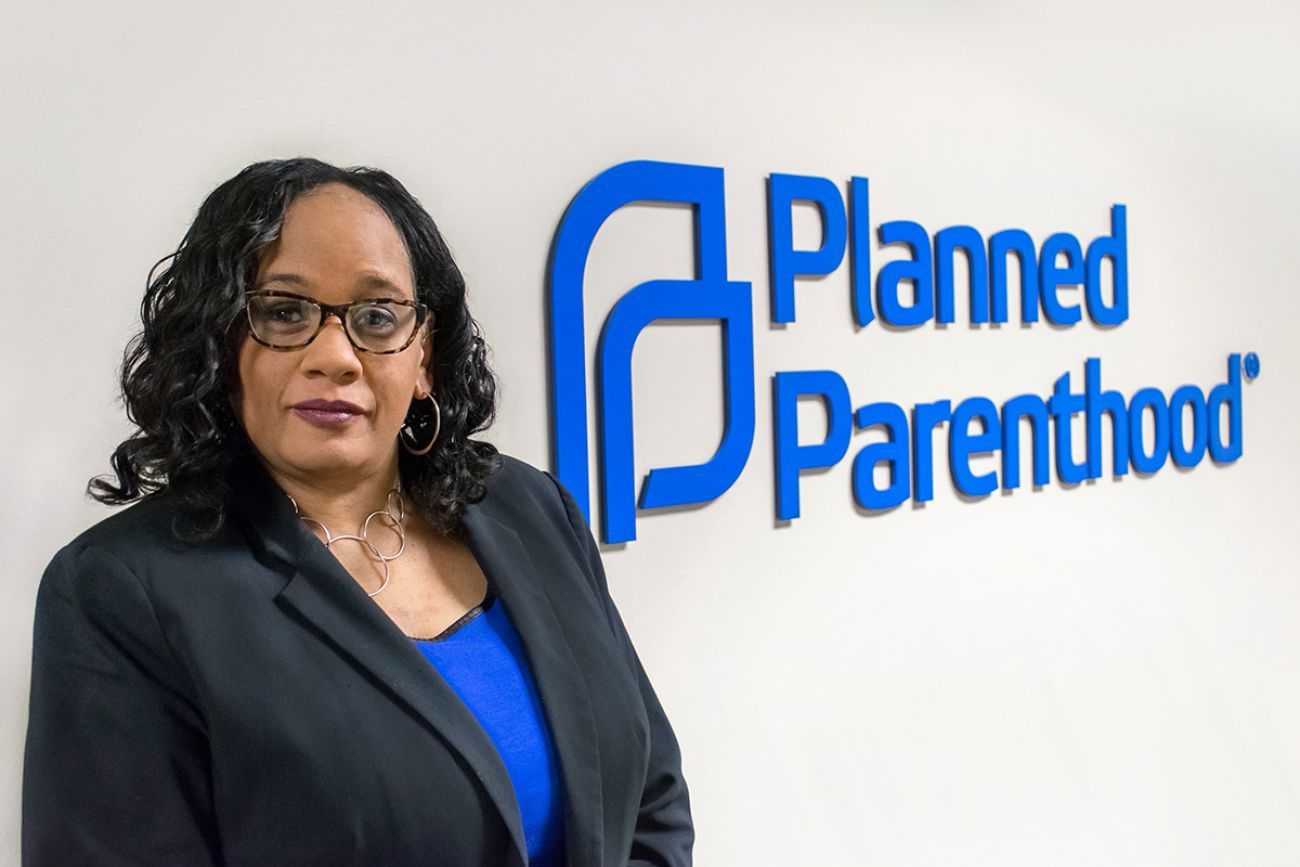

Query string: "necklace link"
[[288, 482, 406, 597]]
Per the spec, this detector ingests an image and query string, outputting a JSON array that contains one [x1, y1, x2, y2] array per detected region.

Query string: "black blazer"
[[23, 453, 693, 866]]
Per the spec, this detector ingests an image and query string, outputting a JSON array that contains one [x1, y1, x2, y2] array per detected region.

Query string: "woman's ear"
[[414, 325, 435, 399]]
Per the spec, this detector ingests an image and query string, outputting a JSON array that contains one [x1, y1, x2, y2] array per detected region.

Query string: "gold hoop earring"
[[400, 393, 441, 456]]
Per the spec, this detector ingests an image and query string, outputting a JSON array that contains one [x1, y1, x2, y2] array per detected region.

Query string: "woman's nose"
[[302, 313, 363, 377]]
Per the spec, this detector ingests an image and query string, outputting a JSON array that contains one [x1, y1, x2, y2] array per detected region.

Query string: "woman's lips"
[[292, 407, 362, 428]]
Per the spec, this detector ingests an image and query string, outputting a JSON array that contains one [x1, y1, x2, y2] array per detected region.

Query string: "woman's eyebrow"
[[354, 273, 408, 298], [255, 272, 309, 290], [255, 272, 409, 298]]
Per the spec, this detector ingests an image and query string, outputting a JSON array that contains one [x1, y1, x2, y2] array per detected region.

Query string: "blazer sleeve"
[[545, 472, 695, 867], [23, 541, 220, 866]]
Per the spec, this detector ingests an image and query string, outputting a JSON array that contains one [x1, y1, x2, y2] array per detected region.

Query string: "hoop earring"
[[400, 393, 441, 456]]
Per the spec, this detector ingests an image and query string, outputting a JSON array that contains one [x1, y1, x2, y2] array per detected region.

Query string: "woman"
[[23, 158, 693, 866]]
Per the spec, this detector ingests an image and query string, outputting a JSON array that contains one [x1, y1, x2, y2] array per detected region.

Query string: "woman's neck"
[[261, 455, 403, 533]]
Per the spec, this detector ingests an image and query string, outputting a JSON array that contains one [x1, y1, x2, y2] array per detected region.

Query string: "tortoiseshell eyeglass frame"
[[239, 289, 431, 355]]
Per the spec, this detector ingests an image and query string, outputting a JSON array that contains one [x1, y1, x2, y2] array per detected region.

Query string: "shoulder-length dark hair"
[[90, 157, 501, 540]]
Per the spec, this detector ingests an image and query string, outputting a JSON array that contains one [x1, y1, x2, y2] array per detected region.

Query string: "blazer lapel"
[[462, 505, 605, 867], [227, 456, 529, 865]]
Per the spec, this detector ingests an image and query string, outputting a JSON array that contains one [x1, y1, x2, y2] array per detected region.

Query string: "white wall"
[[4, 1, 1298, 863]]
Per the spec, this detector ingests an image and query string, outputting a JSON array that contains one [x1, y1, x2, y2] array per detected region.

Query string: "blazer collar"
[[225, 454, 604, 867]]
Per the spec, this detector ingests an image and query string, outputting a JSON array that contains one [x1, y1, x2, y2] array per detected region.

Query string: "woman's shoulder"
[[45, 488, 240, 584], [58, 489, 171, 549], [34, 492, 214, 635], [43, 454, 585, 584], [478, 452, 587, 540], [486, 452, 557, 495]]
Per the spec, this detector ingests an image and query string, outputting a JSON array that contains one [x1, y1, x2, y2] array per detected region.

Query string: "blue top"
[[412, 590, 567, 867]]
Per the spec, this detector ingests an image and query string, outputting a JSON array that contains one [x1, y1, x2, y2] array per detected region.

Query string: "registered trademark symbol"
[[1243, 352, 1260, 380]]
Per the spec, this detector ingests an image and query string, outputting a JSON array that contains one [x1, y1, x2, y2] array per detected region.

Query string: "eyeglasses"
[[241, 290, 430, 354]]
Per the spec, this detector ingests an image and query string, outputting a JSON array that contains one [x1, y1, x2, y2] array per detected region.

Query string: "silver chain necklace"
[[288, 482, 407, 597]]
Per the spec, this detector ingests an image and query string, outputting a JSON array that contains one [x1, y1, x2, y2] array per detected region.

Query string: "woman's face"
[[233, 182, 433, 487]]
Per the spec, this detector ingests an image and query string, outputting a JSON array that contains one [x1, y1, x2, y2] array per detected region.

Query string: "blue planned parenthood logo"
[[547, 161, 755, 545], [547, 160, 1252, 545]]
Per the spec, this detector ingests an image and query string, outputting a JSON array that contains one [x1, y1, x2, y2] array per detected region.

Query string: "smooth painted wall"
[[4, 1, 1298, 864]]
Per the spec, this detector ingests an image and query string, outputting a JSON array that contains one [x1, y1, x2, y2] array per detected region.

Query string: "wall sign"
[[548, 160, 1252, 544]]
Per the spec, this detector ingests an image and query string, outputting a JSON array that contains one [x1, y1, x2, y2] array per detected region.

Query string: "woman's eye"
[[268, 305, 304, 322], [249, 297, 317, 340], [355, 306, 398, 330]]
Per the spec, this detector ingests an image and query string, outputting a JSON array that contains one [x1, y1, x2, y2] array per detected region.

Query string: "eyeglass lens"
[[247, 296, 419, 352]]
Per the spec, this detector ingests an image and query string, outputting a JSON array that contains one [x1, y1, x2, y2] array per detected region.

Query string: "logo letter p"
[[549, 161, 755, 543]]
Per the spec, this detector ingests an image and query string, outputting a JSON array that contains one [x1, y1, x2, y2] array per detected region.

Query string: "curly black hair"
[[89, 157, 501, 541]]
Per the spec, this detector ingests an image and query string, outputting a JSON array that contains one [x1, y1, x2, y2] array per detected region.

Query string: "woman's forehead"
[[256, 186, 415, 298]]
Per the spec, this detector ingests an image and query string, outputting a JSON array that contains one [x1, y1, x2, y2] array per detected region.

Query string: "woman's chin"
[[256, 439, 390, 482]]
